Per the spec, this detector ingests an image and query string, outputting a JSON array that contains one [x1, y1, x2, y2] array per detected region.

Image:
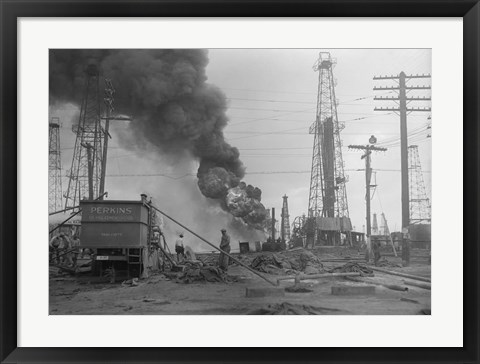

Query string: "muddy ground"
[[50, 248, 431, 315]]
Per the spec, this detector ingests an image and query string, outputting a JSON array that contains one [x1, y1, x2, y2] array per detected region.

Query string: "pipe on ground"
[[345, 276, 408, 291], [276, 272, 363, 285], [369, 266, 431, 283], [403, 280, 431, 290]]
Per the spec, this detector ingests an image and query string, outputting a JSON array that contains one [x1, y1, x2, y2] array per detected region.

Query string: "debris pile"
[[311, 246, 362, 259], [377, 258, 403, 268], [299, 250, 324, 274], [176, 261, 235, 284], [196, 254, 238, 269], [232, 254, 253, 266], [248, 302, 341, 315], [49, 266, 70, 278], [197, 254, 219, 266], [328, 262, 373, 275], [250, 254, 290, 274], [248, 249, 325, 275]]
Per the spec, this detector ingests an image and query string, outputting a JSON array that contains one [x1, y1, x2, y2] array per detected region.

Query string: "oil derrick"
[[408, 145, 431, 223], [265, 209, 271, 235], [281, 195, 291, 242], [308, 52, 349, 219], [380, 213, 387, 235], [306, 52, 351, 245], [381, 212, 397, 256], [49, 117, 63, 213], [65, 64, 104, 209]]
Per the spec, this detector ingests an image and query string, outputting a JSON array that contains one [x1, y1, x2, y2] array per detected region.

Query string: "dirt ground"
[[49, 249, 431, 315]]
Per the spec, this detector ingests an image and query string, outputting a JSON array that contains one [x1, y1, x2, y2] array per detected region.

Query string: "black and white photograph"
[[48, 48, 432, 315]]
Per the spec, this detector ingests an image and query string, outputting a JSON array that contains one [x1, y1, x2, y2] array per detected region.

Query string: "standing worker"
[[218, 228, 231, 271], [49, 234, 63, 264], [373, 240, 381, 266], [401, 228, 411, 267], [175, 233, 185, 263], [71, 235, 81, 267], [58, 233, 73, 267]]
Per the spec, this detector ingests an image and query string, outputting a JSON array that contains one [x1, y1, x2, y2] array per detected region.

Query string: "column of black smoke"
[[49, 49, 267, 230]]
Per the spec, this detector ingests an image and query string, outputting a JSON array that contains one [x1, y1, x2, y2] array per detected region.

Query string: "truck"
[[79, 195, 171, 279]]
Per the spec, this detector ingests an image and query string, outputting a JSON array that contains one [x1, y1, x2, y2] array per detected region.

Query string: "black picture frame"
[[1, 1, 478, 363]]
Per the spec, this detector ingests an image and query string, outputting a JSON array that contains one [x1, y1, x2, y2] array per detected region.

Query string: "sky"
[[207, 49, 432, 232], [49, 49, 431, 248]]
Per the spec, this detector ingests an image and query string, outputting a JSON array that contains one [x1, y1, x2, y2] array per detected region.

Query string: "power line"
[[94, 168, 431, 179], [375, 124, 429, 146], [229, 111, 395, 127], [229, 106, 393, 116], [240, 154, 311, 157], [227, 123, 410, 140], [227, 130, 403, 135], [228, 106, 316, 113], [223, 87, 396, 99], [222, 87, 368, 96], [227, 97, 382, 107], [383, 138, 431, 149], [228, 97, 314, 105], [104, 173, 194, 179], [377, 129, 430, 148], [228, 107, 316, 126], [61, 146, 123, 151], [239, 147, 312, 151]]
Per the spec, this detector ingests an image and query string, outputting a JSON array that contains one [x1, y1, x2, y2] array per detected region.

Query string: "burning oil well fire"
[[49, 49, 268, 232]]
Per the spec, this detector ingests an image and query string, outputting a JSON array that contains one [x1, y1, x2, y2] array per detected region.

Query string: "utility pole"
[[373, 72, 431, 266], [349, 136, 387, 262]]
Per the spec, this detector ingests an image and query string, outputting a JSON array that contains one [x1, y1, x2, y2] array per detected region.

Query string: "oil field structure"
[[49, 50, 432, 316], [291, 52, 355, 249]]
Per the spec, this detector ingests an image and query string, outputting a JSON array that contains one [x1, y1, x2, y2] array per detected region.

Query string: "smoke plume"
[[49, 49, 267, 230]]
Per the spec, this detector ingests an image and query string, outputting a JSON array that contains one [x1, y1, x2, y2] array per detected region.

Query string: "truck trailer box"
[[80, 200, 149, 248]]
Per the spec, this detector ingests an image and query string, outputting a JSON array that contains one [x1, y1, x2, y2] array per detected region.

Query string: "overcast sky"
[[51, 49, 431, 244], [207, 48, 432, 232]]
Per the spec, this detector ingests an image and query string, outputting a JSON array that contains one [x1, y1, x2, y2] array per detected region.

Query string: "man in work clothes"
[[175, 233, 185, 263], [49, 234, 63, 264], [71, 235, 81, 267], [218, 229, 231, 271], [59, 234, 73, 267], [373, 241, 381, 266], [401, 229, 411, 267]]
